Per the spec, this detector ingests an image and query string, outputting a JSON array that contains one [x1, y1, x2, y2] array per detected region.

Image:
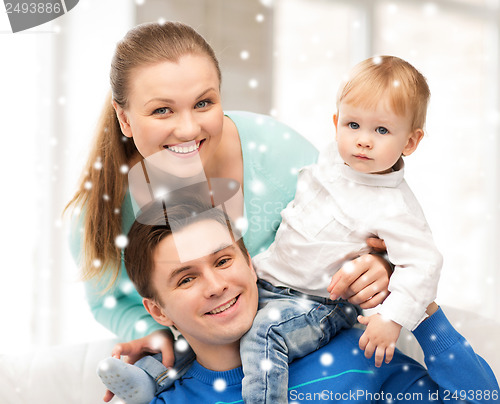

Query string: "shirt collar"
[[339, 157, 405, 188]]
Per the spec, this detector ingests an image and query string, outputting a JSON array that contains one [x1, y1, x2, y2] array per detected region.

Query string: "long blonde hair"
[[66, 22, 221, 289]]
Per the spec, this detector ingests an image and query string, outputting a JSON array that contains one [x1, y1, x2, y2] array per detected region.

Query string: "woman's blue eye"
[[195, 100, 211, 109], [376, 127, 389, 135], [153, 107, 168, 115], [348, 122, 360, 130]]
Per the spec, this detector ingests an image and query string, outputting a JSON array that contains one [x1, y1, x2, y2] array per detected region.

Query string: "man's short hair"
[[124, 196, 249, 303]]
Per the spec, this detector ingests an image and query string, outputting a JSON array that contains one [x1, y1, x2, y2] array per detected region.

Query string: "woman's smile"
[[164, 139, 205, 157]]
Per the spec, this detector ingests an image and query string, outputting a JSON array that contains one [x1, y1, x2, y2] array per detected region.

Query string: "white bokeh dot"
[[103, 296, 117, 309], [250, 180, 265, 194], [213, 378, 227, 392], [115, 234, 129, 249], [135, 320, 147, 333], [235, 217, 248, 233], [259, 0, 273, 7], [267, 307, 281, 321], [121, 280, 134, 294], [320, 352, 334, 366], [260, 359, 273, 371], [249, 79, 259, 89], [175, 338, 190, 353], [98, 361, 110, 372]]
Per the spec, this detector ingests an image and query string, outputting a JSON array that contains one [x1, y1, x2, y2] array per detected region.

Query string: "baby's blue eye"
[[348, 122, 360, 129], [376, 127, 389, 135]]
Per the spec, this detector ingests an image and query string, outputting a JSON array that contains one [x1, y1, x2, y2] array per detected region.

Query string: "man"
[[105, 199, 498, 403]]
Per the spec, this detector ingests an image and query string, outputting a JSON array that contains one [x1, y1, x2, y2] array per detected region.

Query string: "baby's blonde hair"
[[337, 56, 430, 131]]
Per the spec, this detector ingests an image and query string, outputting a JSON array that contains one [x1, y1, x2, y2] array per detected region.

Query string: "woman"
[[66, 21, 391, 399]]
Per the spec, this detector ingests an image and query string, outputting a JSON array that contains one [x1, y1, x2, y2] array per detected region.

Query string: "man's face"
[[145, 219, 258, 363]]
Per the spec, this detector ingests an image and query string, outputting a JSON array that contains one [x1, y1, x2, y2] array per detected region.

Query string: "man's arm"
[[383, 305, 499, 403]]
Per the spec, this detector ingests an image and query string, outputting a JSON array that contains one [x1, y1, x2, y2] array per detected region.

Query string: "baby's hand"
[[358, 314, 402, 367]]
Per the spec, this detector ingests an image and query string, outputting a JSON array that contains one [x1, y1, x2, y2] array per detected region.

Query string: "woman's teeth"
[[166, 142, 200, 154], [208, 297, 237, 315]]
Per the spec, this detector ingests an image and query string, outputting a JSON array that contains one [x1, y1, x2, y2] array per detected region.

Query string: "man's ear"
[[143, 298, 174, 327], [403, 128, 424, 156], [112, 100, 133, 138]]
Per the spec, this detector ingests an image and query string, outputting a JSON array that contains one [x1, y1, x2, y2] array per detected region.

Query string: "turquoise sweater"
[[69, 111, 319, 341], [151, 308, 499, 403]]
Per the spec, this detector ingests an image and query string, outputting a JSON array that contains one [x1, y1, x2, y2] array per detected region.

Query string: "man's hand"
[[327, 254, 390, 309]]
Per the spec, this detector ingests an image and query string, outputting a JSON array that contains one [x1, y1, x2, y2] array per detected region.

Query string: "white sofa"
[[0, 305, 498, 404]]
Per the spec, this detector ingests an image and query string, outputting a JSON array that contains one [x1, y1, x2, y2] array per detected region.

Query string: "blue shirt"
[[151, 308, 499, 403]]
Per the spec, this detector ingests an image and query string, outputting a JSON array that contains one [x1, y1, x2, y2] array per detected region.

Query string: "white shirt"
[[253, 143, 442, 331]]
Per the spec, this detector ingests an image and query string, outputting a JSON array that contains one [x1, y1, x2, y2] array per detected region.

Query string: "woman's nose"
[[174, 112, 201, 142]]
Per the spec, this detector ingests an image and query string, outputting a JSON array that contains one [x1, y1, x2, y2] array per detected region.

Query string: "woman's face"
[[114, 54, 224, 171]]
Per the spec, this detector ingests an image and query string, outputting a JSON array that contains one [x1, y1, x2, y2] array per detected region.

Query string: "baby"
[[241, 55, 443, 403]]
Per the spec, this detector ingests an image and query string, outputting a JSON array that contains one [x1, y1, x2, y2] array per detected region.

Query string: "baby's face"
[[335, 98, 418, 174]]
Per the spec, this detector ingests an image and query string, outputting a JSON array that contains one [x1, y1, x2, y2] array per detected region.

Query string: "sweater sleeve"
[[382, 308, 499, 403]]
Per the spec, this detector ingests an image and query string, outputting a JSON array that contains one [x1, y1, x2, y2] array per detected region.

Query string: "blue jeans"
[[240, 279, 360, 404], [135, 335, 195, 394]]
